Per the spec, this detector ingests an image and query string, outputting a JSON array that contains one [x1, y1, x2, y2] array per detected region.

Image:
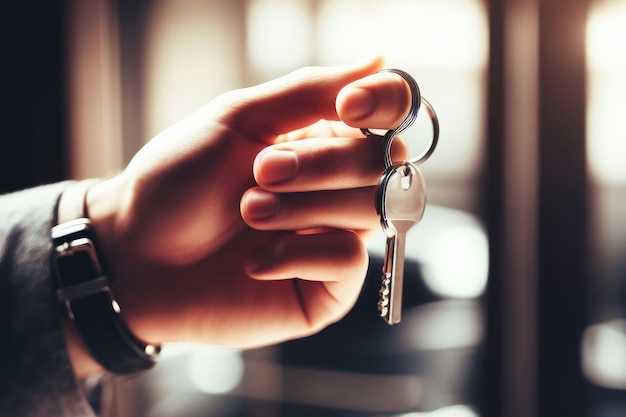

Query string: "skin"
[[67, 57, 411, 376]]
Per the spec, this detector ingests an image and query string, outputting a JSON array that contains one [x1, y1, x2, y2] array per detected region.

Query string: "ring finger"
[[240, 186, 379, 232]]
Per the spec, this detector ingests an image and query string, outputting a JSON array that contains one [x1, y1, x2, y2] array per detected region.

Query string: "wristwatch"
[[52, 182, 159, 374]]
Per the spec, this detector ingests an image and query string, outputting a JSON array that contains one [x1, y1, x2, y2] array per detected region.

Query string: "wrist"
[[54, 177, 160, 375], [84, 175, 144, 331], [83, 176, 124, 276]]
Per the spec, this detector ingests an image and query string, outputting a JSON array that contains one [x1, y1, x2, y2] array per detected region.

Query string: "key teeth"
[[378, 272, 392, 318]]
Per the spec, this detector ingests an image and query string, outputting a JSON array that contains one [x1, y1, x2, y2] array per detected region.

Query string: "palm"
[[124, 115, 355, 263]]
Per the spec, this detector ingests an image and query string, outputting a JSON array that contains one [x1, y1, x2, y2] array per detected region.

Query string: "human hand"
[[86, 57, 411, 350]]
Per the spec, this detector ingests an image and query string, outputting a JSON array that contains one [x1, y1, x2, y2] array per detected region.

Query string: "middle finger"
[[253, 135, 408, 192]]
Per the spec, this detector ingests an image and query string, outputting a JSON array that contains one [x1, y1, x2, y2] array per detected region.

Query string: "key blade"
[[378, 162, 426, 325], [379, 235, 395, 322], [388, 231, 407, 324], [379, 231, 407, 325]]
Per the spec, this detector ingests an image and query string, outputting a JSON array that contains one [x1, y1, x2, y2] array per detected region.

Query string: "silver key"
[[376, 162, 426, 325]]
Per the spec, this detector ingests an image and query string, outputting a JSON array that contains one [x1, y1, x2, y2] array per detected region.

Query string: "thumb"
[[214, 57, 385, 143]]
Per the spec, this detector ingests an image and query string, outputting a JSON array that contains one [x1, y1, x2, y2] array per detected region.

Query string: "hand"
[[86, 57, 411, 352]]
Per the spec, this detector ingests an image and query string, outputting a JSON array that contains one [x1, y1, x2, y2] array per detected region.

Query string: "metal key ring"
[[360, 69, 439, 168]]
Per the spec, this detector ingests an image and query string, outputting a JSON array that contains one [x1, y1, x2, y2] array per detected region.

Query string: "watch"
[[52, 184, 159, 374]]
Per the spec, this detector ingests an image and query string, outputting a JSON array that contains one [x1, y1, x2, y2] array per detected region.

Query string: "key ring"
[[360, 69, 439, 168]]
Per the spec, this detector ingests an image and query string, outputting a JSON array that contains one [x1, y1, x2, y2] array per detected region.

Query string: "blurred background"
[[2, 0, 625, 416]]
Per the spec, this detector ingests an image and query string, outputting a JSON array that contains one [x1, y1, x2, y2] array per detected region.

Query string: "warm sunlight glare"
[[316, 0, 488, 71], [187, 346, 244, 394], [399, 404, 479, 417], [586, 0, 626, 185], [582, 320, 626, 389], [246, 0, 313, 77], [421, 225, 489, 299]]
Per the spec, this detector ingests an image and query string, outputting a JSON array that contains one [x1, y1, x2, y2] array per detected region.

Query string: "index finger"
[[213, 58, 383, 143], [211, 58, 409, 144]]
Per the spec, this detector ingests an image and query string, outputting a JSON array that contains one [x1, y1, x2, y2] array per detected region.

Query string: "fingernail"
[[342, 88, 376, 121], [244, 190, 279, 220], [257, 150, 298, 185]]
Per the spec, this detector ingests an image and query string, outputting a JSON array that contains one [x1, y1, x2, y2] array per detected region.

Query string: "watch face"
[[55, 232, 103, 287], [56, 245, 101, 286]]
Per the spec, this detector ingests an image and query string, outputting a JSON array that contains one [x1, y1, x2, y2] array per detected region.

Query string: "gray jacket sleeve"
[[0, 182, 97, 417]]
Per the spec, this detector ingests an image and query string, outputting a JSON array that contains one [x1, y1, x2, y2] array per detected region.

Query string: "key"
[[361, 68, 439, 323], [376, 162, 426, 325]]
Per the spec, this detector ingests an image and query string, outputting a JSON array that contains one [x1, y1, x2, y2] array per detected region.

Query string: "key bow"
[[361, 69, 440, 169]]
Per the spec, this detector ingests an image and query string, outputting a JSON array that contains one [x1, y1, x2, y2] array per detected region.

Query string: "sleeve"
[[0, 182, 97, 417]]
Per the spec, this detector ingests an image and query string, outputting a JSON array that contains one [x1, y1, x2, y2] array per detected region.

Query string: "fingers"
[[241, 186, 379, 231], [277, 70, 413, 142], [216, 57, 385, 142], [245, 230, 367, 283], [253, 137, 382, 191], [244, 230, 368, 326], [251, 136, 408, 192], [336, 71, 412, 130], [241, 131, 408, 231], [214, 57, 413, 143]]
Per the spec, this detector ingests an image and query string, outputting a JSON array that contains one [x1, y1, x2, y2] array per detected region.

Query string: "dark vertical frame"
[[485, 0, 589, 416], [537, 0, 588, 415], [114, 0, 151, 166], [484, 0, 506, 414], [0, 1, 69, 193]]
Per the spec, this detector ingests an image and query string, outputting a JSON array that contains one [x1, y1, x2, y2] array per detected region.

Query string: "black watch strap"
[[52, 217, 159, 374]]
